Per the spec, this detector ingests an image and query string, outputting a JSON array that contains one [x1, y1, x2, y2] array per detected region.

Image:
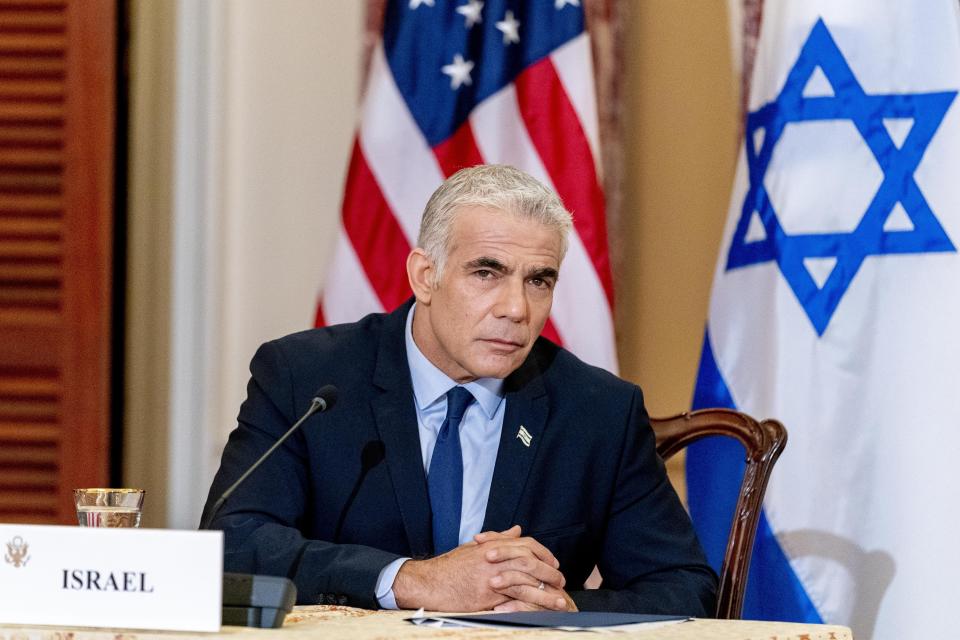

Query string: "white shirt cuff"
[[375, 557, 410, 609]]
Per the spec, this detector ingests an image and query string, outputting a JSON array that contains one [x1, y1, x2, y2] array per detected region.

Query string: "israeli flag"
[[688, 3, 960, 638]]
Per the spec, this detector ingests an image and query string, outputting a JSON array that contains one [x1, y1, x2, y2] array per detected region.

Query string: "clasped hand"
[[394, 525, 577, 612]]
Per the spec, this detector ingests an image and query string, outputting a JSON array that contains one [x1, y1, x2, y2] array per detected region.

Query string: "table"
[[0, 606, 853, 640]]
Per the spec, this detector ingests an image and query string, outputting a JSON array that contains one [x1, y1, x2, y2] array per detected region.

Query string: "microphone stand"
[[201, 387, 337, 628], [200, 394, 328, 531]]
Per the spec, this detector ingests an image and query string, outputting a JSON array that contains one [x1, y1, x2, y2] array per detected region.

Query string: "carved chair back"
[[650, 409, 788, 619]]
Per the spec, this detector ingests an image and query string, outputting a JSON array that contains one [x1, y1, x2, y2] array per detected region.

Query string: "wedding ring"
[[537, 581, 545, 591]]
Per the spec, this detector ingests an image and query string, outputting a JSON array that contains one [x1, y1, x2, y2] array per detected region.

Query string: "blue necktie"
[[428, 386, 474, 555]]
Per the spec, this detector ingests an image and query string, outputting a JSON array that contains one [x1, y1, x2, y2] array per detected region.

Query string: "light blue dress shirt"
[[375, 304, 506, 608]]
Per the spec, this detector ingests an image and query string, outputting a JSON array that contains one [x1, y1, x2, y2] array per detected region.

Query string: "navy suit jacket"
[[203, 301, 717, 615]]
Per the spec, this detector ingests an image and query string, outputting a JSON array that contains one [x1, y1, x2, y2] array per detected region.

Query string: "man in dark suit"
[[203, 165, 716, 614]]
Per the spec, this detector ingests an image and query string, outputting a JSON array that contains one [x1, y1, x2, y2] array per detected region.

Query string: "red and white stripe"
[[318, 33, 618, 373]]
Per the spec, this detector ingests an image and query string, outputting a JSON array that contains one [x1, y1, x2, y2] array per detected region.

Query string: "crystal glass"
[[74, 488, 145, 527]]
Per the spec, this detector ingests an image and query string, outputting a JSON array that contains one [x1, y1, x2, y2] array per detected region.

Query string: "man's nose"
[[494, 276, 528, 322]]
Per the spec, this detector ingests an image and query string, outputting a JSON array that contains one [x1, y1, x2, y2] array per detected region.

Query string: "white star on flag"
[[496, 10, 520, 45], [441, 53, 474, 89], [408, 0, 434, 9], [456, 0, 483, 29], [555, 0, 580, 9]]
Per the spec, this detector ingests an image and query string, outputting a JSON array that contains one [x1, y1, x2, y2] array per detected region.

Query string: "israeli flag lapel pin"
[[516, 425, 532, 447]]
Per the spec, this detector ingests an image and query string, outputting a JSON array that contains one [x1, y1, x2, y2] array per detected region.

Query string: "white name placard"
[[0, 524, 223, 632]]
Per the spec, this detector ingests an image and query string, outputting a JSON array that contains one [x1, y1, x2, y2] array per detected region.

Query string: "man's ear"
[[407, 248, 436, 304]]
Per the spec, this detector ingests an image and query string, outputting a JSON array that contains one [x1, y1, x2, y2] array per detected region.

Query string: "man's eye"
[[475, 269, 493, 279], [529, 277, 552, 289]]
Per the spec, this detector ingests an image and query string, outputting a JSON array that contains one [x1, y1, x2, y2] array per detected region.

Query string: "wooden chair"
[[650, 409, 788, 619]]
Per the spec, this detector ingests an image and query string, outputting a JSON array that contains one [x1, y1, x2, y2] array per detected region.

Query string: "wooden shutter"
[[0, 0, 116, 523]]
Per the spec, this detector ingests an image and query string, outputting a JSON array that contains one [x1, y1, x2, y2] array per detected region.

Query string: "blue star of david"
[[726, 18, 957, 335]]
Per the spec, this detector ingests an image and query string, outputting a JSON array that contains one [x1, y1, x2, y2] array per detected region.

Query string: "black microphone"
[[204, 385, 337, 628], [333, 440, 386, 543], [200, 385, 338, 531]]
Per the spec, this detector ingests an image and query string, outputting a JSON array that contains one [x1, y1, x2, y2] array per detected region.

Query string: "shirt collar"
[[405, 304, 505, 419]]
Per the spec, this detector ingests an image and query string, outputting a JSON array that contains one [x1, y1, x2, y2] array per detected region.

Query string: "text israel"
[[62, 569, 155, 593]]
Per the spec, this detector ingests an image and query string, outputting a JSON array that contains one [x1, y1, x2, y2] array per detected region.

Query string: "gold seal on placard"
[[4, 535, 29, 568]]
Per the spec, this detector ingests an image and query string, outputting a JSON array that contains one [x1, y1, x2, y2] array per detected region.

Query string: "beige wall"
[[214, 0, 363, 490], [617, 1, 739, 416], [125, 0, 740, 526], [124, 0, 175, 528]]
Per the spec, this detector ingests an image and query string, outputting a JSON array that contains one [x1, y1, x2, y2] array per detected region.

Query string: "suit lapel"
[[371, 301, 434, 558], [481, 353, 548, 533]]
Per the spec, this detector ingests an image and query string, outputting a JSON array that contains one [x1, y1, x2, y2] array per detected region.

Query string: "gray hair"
[[417, 164, 572, 282]]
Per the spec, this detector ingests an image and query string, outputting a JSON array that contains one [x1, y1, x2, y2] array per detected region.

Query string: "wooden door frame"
[[58, 0, 116, 520]]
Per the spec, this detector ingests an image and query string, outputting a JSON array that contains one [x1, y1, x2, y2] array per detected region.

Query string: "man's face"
[[410, 207, 562, 382]]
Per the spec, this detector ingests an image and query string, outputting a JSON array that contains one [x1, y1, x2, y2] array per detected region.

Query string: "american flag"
[[317, 0, 617, 373]]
